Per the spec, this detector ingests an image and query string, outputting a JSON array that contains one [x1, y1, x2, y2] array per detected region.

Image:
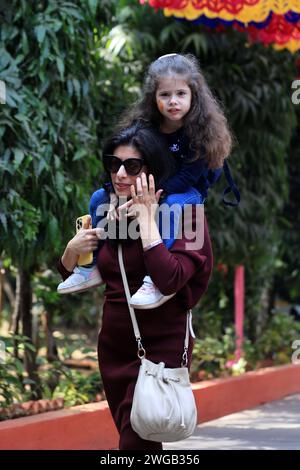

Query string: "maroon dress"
[[58, 210, 213, 450]]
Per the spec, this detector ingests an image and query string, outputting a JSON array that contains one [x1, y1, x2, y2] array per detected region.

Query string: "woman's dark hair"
[[118, 53, 233, 169], [102, 120, 176, 188]]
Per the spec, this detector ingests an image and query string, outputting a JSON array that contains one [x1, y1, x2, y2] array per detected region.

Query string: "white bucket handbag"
[[118, 244, 197, 442]]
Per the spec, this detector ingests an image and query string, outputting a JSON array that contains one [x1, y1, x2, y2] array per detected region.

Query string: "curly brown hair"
[[118, 53, 233, 170]]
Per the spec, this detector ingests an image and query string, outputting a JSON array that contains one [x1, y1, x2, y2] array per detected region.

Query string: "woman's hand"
[[119, 173, 163, 249], [67, 215, 101, 256], [131, 173, 163, 223], [117, 173, 163, 223]]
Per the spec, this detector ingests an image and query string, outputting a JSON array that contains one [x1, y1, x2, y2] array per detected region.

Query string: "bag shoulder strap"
[[117, 243, 141, 340], [222, 160, 241, 207], [117, 244, 191, 366]]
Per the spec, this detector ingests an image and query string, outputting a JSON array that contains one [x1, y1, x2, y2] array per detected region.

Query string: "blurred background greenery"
[[1, 0, 300, 416]]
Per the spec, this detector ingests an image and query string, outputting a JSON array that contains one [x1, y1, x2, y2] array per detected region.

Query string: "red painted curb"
[[0, 401, 118, 450], [0, 363, 300, 450]]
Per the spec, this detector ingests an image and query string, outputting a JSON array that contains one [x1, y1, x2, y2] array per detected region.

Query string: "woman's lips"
[[115, 183, 131, 189], [168, 109, 180, 114]]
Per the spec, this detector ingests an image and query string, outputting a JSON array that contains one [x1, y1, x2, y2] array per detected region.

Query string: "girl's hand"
[[67, 215, 101, 255]]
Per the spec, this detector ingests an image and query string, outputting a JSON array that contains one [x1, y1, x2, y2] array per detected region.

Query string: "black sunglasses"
[[103, 155, 145, 176]]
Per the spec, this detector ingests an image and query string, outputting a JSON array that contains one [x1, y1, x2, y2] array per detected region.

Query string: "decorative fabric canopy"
[[142, 1, 300, 52]]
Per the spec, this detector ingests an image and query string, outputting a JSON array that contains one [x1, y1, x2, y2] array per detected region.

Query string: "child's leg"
[[89, 188, 110, 264], [160, 187, 204, 250], [57, 188, 110, 294], [130, 188, 204, 309]]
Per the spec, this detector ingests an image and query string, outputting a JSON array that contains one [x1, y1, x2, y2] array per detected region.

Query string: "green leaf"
[[67, 79, 73, 97], [0, 213, 7, 231], [21, 31, 29, 55], [55, 172, 65, 193], [73, 149, 87, 161], [36, 158, 48, 177], [24, 342, 36, 353], [34, 25, 46, 44], [15, 359, 25, 375], [88, 0, 98, 16], [56, 57, 65, 80], [5, 376, 20, 385], [14, 114, 29, 123], [73, 78, 81, 101], [13, 148, 25, 169], [181, 33, 207, 55], [23, 378, 36, 385]]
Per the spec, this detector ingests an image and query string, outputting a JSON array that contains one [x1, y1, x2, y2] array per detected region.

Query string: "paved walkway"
[[164, 394, 300, 450]]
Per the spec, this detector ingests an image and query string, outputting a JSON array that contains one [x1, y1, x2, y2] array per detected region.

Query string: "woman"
[[57, 122, 213, 450]]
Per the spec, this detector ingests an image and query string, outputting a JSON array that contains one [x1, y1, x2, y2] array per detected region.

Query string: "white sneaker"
[[57, 265, 103, 294], [129, 276, 175, 309]]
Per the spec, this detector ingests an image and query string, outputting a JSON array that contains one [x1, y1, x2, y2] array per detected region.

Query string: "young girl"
[[57, 53, 239, 305]]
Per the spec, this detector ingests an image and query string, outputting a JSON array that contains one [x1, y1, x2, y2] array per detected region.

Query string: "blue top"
[[160, 127, 240, 206]]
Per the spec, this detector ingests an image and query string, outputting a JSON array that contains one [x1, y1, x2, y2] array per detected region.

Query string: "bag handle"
[[117, 243, 191, 366]]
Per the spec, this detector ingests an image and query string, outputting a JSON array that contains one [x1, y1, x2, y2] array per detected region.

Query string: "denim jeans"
[[88, 186, 204, 264], [158, 187, 204, 249], [89, 188, 110, 264]]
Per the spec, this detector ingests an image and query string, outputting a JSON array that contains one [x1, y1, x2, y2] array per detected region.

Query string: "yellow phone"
[[76, 214, 93, 266]]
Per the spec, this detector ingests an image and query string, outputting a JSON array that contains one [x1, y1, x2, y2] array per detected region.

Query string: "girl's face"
[[155, 75, 192, 131], [109, 145, 148, 198]]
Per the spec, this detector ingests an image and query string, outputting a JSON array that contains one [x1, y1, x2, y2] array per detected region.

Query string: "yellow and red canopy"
[[141, 1, 300, 52]]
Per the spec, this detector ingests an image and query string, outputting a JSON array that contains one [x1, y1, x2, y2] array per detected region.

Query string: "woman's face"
[[110, 145, 148, 197]]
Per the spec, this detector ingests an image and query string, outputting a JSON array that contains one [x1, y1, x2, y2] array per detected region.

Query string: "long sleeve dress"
[[58, 208, 213, 451]]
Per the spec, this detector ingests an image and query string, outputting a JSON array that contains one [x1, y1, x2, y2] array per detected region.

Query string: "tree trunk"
[[19, 267, 43, 400], [256, 284, 272, 338], [12, 271, 21, 359], [4, 273, 16, 327], [0, 267, 3, 321], [45, 308, 59, 362]]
